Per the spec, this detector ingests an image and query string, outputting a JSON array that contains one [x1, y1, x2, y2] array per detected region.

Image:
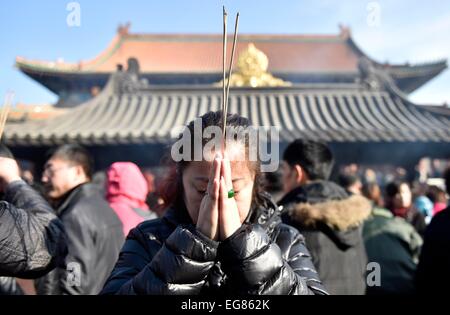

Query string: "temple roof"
[[5, 61, 450, 146], [16, 27, 358, 74], [15, 25, 447, 95]]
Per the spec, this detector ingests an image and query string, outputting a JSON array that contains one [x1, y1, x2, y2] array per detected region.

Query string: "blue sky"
[[1, 0, 449, 105]]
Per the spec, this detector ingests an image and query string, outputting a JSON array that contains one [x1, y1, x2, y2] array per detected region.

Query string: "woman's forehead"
[[186, 159, 252, 178], [202, 142, 246, 161]]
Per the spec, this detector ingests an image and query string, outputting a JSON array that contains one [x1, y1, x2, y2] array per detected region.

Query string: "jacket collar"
[[55, 182, 97, 216], [279, 180, 371, 232], [247, 191, 281, 236], [279, 180, 349, 207], [279, 181, 371, 250], [163, 203, 194, 228]]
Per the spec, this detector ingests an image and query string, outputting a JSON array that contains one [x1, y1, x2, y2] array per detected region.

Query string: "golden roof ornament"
[[216, 43, 292, 87]]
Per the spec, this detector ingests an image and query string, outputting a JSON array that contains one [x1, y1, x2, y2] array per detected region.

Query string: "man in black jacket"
[[37, 145, 124, 295], [278, 139, 371, 295], [0, 145, 67, 295], [415, 167, 450, 292]]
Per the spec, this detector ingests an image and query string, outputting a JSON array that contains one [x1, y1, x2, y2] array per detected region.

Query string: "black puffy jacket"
[[0, 180, 67, 295], [101, 193, 328, 295], [36, 183, 124, 295], [279, 181, 371, 295]]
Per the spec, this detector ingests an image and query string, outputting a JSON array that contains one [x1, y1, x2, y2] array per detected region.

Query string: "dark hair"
[[385, 180, 410, 211], [362, 182, 383, 207], [385, 180, 410, 198], [263, 169, 283, 195], [0, 144, 14, 159], [338, 173, 360, 189], [444, 167, 450, 195], [49, 144, 94, 180], [283, 139, 334, 180], [159, 111, 262, 209], [426, 185, 447, 204]]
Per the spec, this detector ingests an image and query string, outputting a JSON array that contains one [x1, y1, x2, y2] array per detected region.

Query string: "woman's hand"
[[196, 154, 221, 240], [219, 154, 242, 241]]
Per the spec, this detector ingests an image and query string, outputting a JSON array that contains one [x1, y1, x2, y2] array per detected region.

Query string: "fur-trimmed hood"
[[279, 180, 372, 247], [287, 194, 372, 231]]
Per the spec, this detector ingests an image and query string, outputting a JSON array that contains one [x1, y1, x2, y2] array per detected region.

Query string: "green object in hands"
[[227, 189, 235, 198]]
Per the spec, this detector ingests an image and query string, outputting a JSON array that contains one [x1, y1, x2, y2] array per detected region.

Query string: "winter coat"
[[279, 181, 371, 295], [363, 206, 422, 294], [100, 192, 328, 295], [0, 180, 67, 295], [390, 206, 427, 238], [106, 162, 157, 237], [36, 183, 124, 295], [416, 206, 450, 292]]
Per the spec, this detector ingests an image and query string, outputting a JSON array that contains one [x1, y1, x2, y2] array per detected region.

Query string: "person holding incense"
[[101, 111, 327, 295]]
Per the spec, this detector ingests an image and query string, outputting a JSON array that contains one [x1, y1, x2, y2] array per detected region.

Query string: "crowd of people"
[[0, 110, 449, 295]]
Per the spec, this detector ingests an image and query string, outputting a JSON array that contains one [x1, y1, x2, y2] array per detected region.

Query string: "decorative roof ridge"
[[357, 56, 448, 116], [388, 59, 447, 68], [104, 58, 364, 94], [347, 32, 448, 71], [15, 26, 126, 72], [357, 57, 408, 96]]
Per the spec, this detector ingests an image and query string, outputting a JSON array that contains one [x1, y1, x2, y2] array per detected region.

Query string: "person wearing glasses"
[[37, 145, 124, 295]]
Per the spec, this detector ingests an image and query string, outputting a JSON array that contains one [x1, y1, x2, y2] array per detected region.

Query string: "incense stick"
[[222, 6, 227, 139], [222, 9, 239, 145], [224, 12, 239, 127], [0, 91, 13, 142]]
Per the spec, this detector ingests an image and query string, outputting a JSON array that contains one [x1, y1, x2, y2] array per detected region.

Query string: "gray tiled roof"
[[4, 71, 450, 146]]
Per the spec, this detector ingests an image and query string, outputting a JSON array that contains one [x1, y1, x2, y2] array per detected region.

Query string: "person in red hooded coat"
[[106, 162, 157, 237]]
